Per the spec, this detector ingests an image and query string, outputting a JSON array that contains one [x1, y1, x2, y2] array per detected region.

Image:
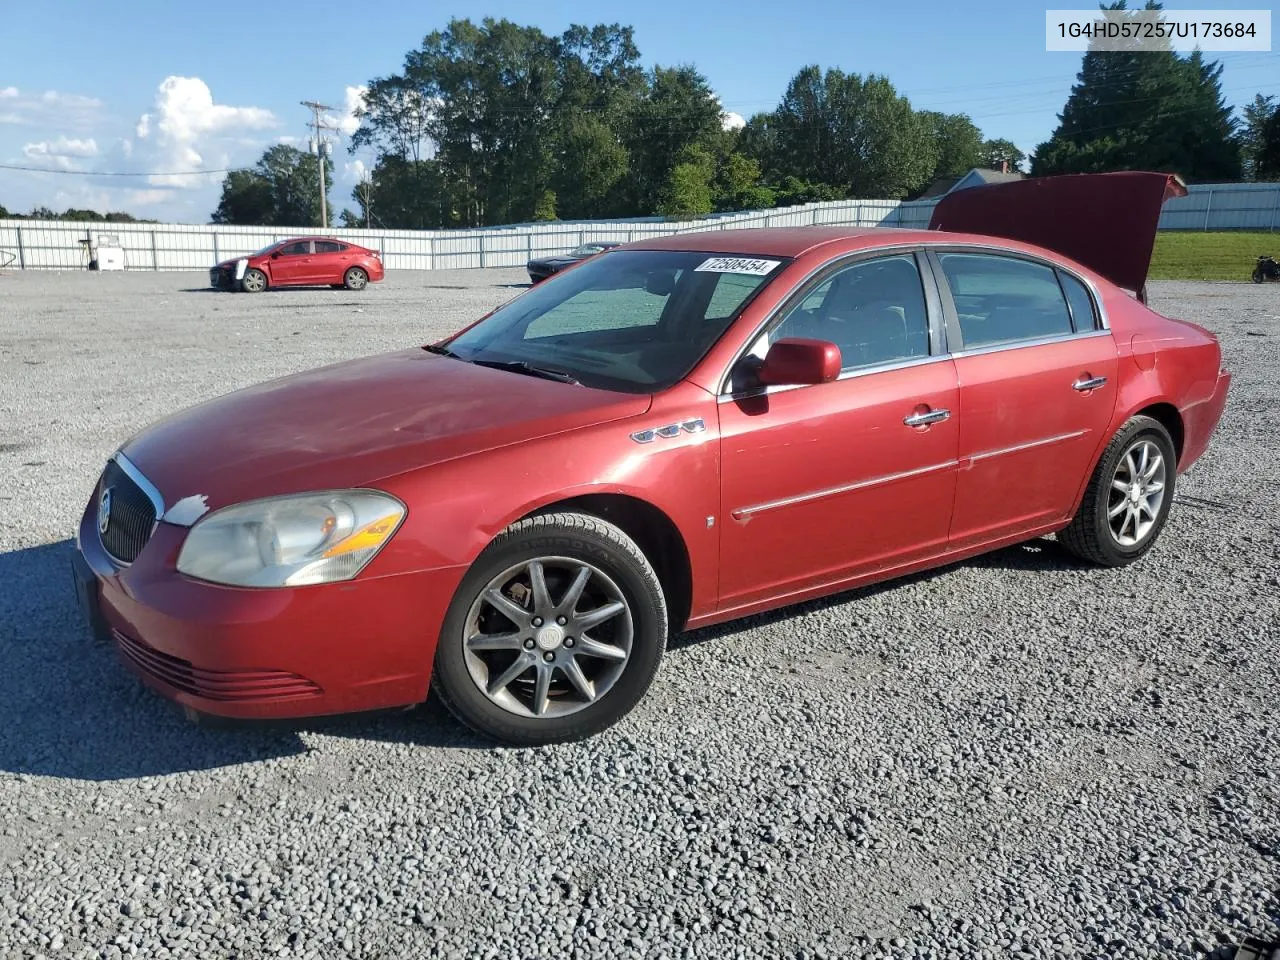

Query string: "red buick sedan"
[[209, 237, 384, 292], [75, 172, 1230, 745]]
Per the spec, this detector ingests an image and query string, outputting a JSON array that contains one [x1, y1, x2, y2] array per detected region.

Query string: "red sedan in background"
[[77, 172, 1229, 746], [209, 237, 384, 292]]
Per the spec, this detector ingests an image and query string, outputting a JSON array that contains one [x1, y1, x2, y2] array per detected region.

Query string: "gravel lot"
[[0, 269, 1277, 960]]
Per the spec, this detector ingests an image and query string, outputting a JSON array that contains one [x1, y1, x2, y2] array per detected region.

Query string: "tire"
[[343, 267, 369, 291], [1058, 415, 1177, 567], [1253, 267, 1265, 283], [432, 512, 667, 745], [241, 268, 267, 293]]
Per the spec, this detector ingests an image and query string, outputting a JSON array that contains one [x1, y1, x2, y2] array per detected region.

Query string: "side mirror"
[[757, 338, 841, 386], [271, 251, 280, 259]]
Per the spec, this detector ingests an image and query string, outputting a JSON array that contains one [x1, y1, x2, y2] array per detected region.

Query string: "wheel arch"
[[518, 493, 694, 633], [1130, 401, 1185, 465]]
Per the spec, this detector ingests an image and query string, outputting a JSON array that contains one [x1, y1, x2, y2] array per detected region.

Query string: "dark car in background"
[[526, 241, 621, 283], [210, 237, 385, 292]]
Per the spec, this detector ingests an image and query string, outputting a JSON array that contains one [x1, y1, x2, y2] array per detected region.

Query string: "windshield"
[[570, 243, 613, 257], [445, 250, 788, 393], [252, 242, 279, 256]]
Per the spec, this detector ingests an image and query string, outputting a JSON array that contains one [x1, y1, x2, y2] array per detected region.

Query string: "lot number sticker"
[[694, 257, 781, 276]]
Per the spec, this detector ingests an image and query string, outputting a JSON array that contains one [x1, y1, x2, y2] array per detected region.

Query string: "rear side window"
[[1058, 270, 1099, 331], [938, 253, 1073, 349], [314, 240, 347, 254]]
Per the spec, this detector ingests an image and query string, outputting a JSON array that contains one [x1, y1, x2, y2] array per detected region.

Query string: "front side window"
[[446, 250, 788, 392], [280, 240, 311, 256], [938, 253, 1074, 349], [766, 254, 930, 371]]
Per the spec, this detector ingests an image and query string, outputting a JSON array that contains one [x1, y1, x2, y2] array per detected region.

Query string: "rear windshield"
[[445, 250, 789, 393]]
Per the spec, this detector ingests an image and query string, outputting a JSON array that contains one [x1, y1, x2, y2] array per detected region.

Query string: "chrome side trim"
[[967, 430, 1088, 464], [731, 459, 958, 519], [113, 452, 166, 518], [949, 328, 1112, 360]]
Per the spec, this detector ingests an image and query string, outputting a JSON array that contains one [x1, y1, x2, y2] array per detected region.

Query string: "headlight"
[[176, 491, 405, 587]]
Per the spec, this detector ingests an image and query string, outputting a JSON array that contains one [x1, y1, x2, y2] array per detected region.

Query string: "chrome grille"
[[98, 458, 158, 564]]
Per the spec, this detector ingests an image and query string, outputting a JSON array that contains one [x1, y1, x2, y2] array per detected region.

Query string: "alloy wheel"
[[1107, 438, 1167, 547], [462, 557, 633, 719]]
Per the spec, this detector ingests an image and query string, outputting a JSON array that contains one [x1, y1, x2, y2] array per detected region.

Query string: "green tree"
[[1256, 105, 1280, 179], [921, 111, 983, 179], [623, 66, 724, 216], [747, 66, 936, 199], [1032, 1, 1240, 179], [658, 144, 716, 219], [533, 189, 558, 221], [714, 153, 774, 211], [211, 145, 332, 226], [1239, 94, 1276, 179], [978, 138, 1026, 172]]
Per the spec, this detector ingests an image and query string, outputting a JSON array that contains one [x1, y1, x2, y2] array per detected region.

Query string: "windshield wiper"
[[471, 359, 580, 385], [423, 343, 464, 359]]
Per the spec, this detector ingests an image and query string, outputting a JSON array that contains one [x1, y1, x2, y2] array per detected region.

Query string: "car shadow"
[[670, 537, 1093, 650], [0, 535, 1091, 778]]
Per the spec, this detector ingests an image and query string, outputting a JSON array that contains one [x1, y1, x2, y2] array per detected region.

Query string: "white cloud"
[[134, 76, 276, 185], [343, 158, 367, 183], [0, 86, 103, 126], [721, 111, 746, 131], [319, 85, 367, 138], [23, 136, 99, 159]]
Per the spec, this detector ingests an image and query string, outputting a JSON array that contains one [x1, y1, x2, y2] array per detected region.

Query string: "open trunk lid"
[[927, 171, 1187, 295]]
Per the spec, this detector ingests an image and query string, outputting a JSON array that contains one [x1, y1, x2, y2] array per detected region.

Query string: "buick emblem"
[[98, 487, 113, 535]]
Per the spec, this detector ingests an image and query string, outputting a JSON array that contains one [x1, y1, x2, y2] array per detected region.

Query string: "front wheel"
[[241, 268, 267, 293], [1058, 415, 1177, 566], [432, 513, 667, 745], [1253, 267, 1265, 283], [343, 267, 369, 291]]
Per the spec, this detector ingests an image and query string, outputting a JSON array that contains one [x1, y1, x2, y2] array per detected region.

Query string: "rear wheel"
[[241, 268, 267, 293], [1253, 266, 1266, 283], [1059, 415, 1177, 566], [343, 267, 369, 291], [432, 513, 667, 745]]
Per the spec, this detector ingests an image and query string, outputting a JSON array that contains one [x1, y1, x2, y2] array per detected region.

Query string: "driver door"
[[270, 240, 314, 284], [717, 252, 961, 614]]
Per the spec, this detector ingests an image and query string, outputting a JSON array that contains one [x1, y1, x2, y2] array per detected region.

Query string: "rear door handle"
[[1073, 376, 1108, 392], [904, 408, 951, 427]]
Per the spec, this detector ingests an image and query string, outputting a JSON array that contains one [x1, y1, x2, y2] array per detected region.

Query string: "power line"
[[0, 162, 236, 177]]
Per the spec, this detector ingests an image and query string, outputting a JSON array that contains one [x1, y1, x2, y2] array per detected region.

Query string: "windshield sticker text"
[[694, 257, 780, 276]]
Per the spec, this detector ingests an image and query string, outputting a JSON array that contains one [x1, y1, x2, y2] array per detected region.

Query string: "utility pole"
[[301, 100, 336, 229]]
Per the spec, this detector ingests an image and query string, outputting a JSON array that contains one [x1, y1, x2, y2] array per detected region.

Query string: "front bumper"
[[209, 265, 237, 290], [74, 498, 466, 720]]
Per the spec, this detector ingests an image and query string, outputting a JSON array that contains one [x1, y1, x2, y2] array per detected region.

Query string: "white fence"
[[1, 181, 1276, 272]]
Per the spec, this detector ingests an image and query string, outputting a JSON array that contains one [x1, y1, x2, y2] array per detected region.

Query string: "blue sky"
[[2, 0, 1275, 222]]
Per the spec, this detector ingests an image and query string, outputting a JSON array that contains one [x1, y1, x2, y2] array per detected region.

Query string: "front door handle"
[[1073, 375, 1108, 392], [904, 408, 951, 427]]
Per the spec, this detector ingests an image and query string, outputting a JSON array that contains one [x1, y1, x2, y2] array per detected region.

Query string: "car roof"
[[624, 225, 1110, 286]]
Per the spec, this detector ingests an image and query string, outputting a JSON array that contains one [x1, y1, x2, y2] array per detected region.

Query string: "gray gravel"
[[0, 270, 1277, 959]]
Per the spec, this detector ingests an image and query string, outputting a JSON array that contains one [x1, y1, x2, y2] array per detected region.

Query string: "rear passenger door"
[[930, 250, 1118, 549], [313, 240, 350, 283]]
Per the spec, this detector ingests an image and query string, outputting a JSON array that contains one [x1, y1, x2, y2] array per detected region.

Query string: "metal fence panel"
[[2, 181, 1276, 271]]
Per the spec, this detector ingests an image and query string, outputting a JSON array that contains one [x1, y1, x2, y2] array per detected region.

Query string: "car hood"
[[530, 256, 576, 267], [121, 349, 652, 513], [927, 171, 1187, 293]]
